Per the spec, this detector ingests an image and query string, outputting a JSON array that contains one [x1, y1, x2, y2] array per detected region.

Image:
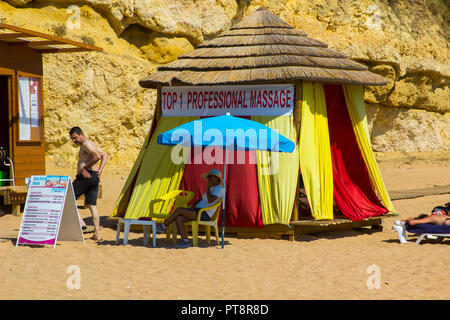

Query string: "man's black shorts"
[[73, 170, 99, 205]]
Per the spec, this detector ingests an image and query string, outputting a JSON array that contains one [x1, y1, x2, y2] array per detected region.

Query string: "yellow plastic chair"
[[171, 199, 223, 247], [150, 190, 194, 241], [149, 190, 194, 220], [116, 190, 193, 246]]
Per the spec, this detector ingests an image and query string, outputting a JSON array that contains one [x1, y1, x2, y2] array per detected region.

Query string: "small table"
[[115, 218, 156, 247]]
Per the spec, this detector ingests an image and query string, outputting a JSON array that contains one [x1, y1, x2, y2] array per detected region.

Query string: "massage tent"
[[111, 7, 395, 233]]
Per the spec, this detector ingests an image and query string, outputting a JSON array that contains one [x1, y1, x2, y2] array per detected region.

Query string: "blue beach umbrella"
[[157, 114, 295, 248]]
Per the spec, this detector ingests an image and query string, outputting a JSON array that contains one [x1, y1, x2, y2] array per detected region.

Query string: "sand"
[[0, 151, 449, 300]]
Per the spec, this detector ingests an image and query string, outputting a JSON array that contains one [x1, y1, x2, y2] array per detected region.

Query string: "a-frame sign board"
[[17, 175, 84, 248]]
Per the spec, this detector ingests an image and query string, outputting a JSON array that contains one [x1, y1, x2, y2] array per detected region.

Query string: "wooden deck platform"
[[291, 213, 398, 237], [226, 213, 399, 241], [110, 213, 398, 242], [227, 224, 295, 241]]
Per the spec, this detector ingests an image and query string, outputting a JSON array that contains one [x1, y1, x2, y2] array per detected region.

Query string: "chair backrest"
[[149, 190, 194, 219], [209, 199, 223, 222], [160, 190, 184, 201], [173, 190, 194, 210]]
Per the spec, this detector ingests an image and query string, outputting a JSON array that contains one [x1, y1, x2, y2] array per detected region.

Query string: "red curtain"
[[324, 84, 388, 221], [180, 117, 263, 228]]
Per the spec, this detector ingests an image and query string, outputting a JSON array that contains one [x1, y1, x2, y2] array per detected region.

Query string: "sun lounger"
[[405, 223, 450, 244], [393, 221, 450, 244]]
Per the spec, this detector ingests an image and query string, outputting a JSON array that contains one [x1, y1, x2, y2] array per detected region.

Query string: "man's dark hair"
[[69, 126, 83, 135]]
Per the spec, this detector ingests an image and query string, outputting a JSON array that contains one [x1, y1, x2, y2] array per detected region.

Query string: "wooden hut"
[[0, 22, 102, 214], [112, 7, 396, 240]]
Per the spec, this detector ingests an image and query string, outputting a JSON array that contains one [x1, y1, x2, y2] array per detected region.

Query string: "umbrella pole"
[[221, 148, 228, 249]]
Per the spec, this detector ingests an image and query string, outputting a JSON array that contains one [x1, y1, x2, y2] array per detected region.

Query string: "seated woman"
[[163, 169, 224, 248]]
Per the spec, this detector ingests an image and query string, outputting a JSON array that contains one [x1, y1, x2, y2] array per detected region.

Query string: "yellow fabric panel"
[[124, 116, 198, 221], [294, 82, 303, 141], [252, 115, 299, 225], [111, 128, 152, 218], [343, 85, 396, 213], [299, 82, 334, 220]]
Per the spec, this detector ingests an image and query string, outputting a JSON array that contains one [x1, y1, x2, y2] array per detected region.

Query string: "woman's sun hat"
[[201, 168, 223, 183]]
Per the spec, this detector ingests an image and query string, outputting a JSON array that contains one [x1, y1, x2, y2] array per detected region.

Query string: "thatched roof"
[[139, 7, 387, 88]]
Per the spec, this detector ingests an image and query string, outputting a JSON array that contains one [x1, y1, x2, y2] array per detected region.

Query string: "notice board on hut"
[[161, 84, 295, 117], [18, 76, 42, 141]]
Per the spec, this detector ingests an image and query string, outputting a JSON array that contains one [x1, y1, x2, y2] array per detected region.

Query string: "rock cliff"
[[1, 0, 448, 167]]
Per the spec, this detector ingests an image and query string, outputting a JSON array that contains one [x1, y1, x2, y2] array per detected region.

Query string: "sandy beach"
[[0, 151, 449, 300]]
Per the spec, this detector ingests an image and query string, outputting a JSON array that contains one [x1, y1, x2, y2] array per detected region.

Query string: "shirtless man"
[[69, 127, 108, 241]]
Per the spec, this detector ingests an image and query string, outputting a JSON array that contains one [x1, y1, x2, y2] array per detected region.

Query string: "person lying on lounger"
[[162, 169, 224, 248], [399, 203, 450, 226], [393, 203, 450, 243]]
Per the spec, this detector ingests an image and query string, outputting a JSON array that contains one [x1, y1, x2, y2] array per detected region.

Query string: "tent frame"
[[113, 80, 396, 241]]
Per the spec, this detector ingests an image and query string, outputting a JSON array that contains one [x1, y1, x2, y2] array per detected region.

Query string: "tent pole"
[[221, 148, 228, 249]]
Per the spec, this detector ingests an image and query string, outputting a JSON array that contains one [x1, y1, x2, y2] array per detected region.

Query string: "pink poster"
[[29, 78, 39, 127], [17, 175, 69, 246]]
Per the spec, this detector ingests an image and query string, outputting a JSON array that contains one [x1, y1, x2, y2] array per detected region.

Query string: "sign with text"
[[18, 77, 41, 140], [161, 84, 294, 117], [17, 175, 84, 248]]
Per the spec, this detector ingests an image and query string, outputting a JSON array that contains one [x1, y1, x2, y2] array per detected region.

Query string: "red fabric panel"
[[180, 116, 263, 228], [224, 149, 263, 228], [180, 146, 222, 208], [324, 84, 388, 221]]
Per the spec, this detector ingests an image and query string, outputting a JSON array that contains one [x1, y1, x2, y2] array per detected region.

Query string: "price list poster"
[[17, 175, 84, 247]]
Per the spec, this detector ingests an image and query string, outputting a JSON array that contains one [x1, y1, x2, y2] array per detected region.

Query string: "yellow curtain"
[[343, 85, 396, 213], [252, 115, 299, 225], [122, 116, 197, 221], [299, 82, 334, 220], [111, 128, 152, 218]]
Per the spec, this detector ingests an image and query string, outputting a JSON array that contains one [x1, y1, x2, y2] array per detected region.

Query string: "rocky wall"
[[0, 0, 448, 168]]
